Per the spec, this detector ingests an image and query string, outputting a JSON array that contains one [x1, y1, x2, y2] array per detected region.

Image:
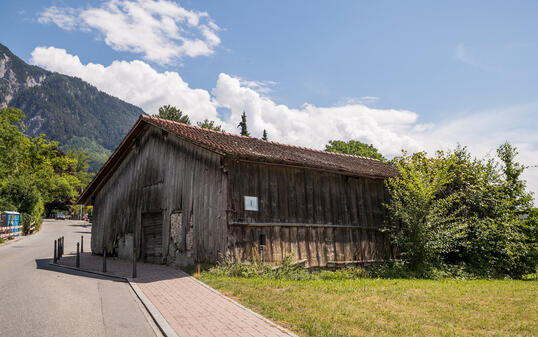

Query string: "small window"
[[259, 233, 266, 246], [244, 196, 259, 211]]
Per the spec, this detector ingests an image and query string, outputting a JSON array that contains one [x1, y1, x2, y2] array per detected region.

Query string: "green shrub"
[[385, 145, 537, 279], [271, 254, 311, 280], [21, 213, 32, 234], [318, 267, 369, 280]]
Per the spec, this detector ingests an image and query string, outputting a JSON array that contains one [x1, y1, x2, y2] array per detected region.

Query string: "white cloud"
[[38, 6, 81, 31], [31, 46, 538, 200], [37, 0, 221, 64], [213, 73, 422, 154], [455, 43, 493, 71], [30, 46, 217, 120], [238, 78, 277, 95]]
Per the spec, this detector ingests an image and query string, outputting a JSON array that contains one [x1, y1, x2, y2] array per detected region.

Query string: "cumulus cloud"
[[38, 6, 81, 31], [30, 46, 538, 199], [31, 46, 423, 156], [213, 73, 422, 154], [238, 78, 277, 95], [37, 0, 221, 64], [30, 46, 217, 120]]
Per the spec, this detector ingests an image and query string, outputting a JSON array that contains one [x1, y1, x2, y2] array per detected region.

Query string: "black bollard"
[[103, 248, 107, 272], [53, 240, 57, 264], [132, 246, 137, 278], [58, 237, 62, 259], [81, 236, 84, 253], [61, 236, 64, 257], [76, 242, 80, 267]]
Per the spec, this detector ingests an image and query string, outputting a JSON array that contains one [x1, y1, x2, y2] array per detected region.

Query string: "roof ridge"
[[142, 114, 239, 136], [142, 114, 382, 163]]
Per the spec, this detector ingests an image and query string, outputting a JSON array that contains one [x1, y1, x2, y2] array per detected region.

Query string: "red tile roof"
[[143, 115, 397, 177], [79, 115, 397, 204]]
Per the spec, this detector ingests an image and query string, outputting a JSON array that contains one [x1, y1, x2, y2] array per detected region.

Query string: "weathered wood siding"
[[226, 160, 391, 267], [91, 125, 228, 263]]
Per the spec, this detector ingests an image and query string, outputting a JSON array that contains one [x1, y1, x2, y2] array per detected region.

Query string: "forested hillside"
[[0, 43, 144, 171]]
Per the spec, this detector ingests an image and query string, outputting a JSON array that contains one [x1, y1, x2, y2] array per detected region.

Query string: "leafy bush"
[[208, 252, 312, 280], [208, 249, 273, 278], [271, 254, 311, 280], [20, 213, 32, 234], [385, 151, 460, 271], [385, 144, 537, 279], [207, 253, 374, 281]]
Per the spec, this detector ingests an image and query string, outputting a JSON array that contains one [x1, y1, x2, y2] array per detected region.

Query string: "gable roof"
[[78, 114, 397, 204]]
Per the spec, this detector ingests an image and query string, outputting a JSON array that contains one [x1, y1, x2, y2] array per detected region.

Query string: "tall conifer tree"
[[237, 111, 250, 136]]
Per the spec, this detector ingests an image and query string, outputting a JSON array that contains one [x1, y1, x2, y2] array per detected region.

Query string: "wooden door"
[[142, 212, 163, 264]]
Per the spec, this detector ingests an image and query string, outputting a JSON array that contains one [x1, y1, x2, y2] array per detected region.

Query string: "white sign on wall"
[[244, 196, 259, 211]]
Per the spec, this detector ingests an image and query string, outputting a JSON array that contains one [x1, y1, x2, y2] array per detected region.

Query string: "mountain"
[[0, 43, 145, 171]]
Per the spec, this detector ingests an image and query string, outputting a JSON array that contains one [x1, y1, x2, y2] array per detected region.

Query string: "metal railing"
[[0, 225, 22, 239]]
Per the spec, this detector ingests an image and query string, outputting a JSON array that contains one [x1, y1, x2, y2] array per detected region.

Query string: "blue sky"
[[1, 0, 538, 196]]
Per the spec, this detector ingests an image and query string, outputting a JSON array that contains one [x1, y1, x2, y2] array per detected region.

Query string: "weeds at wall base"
[[193, 253, 535, 281]]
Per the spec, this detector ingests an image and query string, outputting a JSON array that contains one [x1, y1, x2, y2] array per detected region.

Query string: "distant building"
[[78, 115, 397, 267]]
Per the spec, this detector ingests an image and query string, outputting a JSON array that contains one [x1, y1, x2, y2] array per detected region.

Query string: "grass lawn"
[[198, 274, 537, 337]]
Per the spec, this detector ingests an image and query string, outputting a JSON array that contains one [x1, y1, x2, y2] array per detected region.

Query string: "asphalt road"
[[0, 219, 160, 337]]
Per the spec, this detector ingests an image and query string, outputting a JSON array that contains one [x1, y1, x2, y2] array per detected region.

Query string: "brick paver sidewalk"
[[57, 252, 296, 337]]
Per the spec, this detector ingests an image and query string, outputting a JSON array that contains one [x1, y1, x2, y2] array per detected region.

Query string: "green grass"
[[198, 274, 537, 337]]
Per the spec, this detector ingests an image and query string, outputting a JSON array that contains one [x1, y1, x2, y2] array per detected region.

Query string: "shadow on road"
[[39, 252, 191, 284], [35, 258, 126, 283], [67, 223, 92, 228]]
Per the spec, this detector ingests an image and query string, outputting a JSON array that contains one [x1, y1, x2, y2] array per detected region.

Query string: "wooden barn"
[[78, 115, 398, 267]]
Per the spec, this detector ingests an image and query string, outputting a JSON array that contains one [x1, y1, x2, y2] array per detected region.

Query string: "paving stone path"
[[57, 252, 296, 337]]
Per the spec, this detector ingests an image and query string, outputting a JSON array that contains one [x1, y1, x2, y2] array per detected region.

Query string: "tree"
[[385, 151, 458, 272], [0, 107, 91, 230], [237, 111, 250, 136], [325, 140, 386, 161], [154, 105, 190, 124], [0, 107, 29, 177], [262, 129, 268, 141], [497, 142, 533, 212], [197, 119, 223, 131], [385, 145, 537, 278]]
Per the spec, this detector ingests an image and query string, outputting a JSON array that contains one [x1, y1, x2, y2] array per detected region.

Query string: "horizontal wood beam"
[[228, 222, 382, 230], [327, 260, 385, 265], [234, 158, 389, 180]]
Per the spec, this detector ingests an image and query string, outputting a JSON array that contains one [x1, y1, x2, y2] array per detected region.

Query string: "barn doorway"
[[142, 212, 163, 264]]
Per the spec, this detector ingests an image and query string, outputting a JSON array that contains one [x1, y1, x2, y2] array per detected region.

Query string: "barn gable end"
[[90, 124, 227, 265]]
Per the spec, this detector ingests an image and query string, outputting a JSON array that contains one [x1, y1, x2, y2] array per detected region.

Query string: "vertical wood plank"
[[297, 227, 307, 261]]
